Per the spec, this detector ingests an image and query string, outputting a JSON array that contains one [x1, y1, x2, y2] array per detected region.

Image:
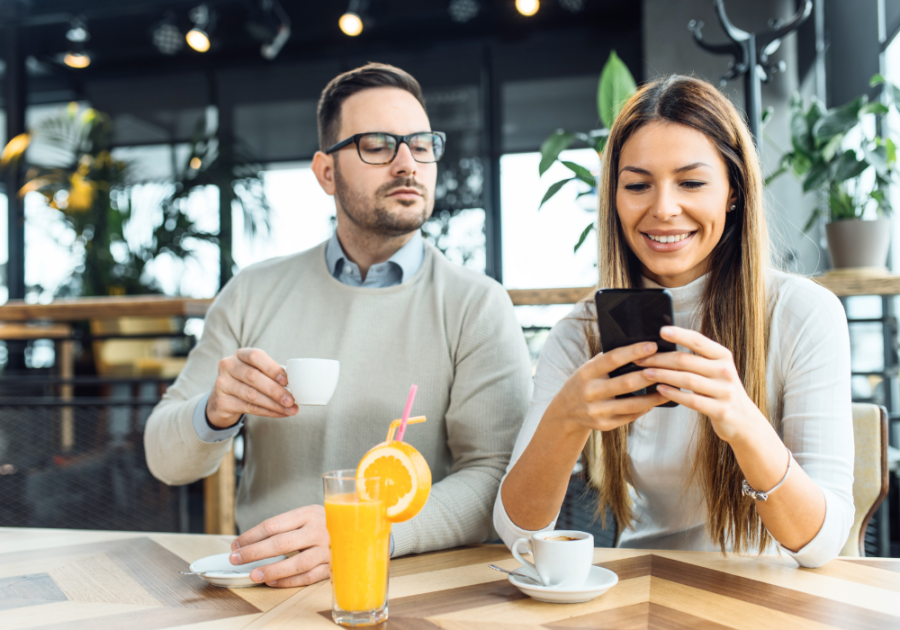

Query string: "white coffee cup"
[[285, 359, 340, 406], [511, 530, 594, 588]]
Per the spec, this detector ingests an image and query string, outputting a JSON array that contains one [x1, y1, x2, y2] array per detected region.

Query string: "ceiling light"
[[449, 0, 480, 23], [187, 5, 213, 52], [64, 52, 91, 69], [339, 12, 363, 36], [340, 0, 367, 36], [152, 14, 183, 55], [515, 0, 539, 17], [186, 28, 210, 52], [64, 17, 91, 69]]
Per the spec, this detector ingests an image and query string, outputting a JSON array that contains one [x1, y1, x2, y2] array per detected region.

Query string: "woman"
[[495, 75, 854, 568]]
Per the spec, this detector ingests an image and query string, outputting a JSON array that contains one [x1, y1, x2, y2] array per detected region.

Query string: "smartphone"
[[594, 288, 678, 408]]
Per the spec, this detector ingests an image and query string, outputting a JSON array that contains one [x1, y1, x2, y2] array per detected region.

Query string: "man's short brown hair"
[[317, 62, 427, 151]]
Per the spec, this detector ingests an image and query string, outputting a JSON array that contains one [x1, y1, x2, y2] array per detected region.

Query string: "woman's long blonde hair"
[[584, 75, 771, 554]]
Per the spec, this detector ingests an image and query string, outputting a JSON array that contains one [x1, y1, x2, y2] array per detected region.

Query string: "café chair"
[[839, 403, 889, 557]]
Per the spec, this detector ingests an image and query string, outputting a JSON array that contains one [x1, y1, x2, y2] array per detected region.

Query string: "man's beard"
[[334, 166, 432, 237]]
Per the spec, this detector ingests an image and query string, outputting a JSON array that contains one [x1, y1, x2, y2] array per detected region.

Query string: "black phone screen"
[[594, 288, 677, 407]]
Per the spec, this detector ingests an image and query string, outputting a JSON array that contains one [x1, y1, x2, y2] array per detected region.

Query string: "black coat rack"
[[688, 0, 813, 144]]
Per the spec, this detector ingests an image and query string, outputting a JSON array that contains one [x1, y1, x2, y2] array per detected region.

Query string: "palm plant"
[[537, 51, 637, 252], [0, 104, 269, 297]]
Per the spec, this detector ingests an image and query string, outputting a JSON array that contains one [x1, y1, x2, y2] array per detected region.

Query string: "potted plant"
[[537, 51, 637, 252], [767, 75, 900, 272]]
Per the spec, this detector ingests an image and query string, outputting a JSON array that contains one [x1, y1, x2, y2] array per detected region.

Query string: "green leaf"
[[821, 133, 844, 162], [560, 160, 596, 186], [860, 102, 890, 116], [865, 145, 890, 178], [598, 50, 637, 128], [538, 177, 575, 210], [539, 131, 575, 176], [812, 96, 865, 142], [574, 222, 595, 253], [871, 74, 886, 87], [761, 106, 774, 126], [831, 149, 868, 183], [886, 138, 896, 164], [802, 160, 830, 192], [790, 151, 812, 177], [804, 97, 826, 130], [790, 98, 814, 157]]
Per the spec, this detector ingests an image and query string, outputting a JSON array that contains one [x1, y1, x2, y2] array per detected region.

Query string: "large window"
[[232, 163, 335, 269], [502, 147, 598, 335]]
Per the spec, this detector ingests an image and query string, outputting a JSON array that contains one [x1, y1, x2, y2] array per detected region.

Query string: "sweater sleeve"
[[144, 275, 245, 486], [772, 279, 855, 568], [391, 283, 533, 556], [493, 306, 591, 548]]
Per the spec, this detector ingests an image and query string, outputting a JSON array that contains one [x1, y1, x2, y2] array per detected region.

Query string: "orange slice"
[[356, 441, 431, 523]]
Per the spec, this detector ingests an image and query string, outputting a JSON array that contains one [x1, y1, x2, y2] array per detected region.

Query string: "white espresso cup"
[[511, 530, 594, 588], [285, 359, 340, 406]]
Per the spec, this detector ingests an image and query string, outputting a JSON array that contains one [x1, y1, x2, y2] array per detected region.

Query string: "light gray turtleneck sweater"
[[494, 270, 854, 568]]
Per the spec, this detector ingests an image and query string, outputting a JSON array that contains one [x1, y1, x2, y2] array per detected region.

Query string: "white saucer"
[[188, 552, 288, 588], [508, 565, 618, 604]]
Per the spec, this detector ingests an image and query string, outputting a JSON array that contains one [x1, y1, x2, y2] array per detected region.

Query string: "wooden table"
[[1, 528, 898, 629]]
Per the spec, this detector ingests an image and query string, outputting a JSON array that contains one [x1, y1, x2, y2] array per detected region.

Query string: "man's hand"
[[229, 505, 331, 588], [206, 348, 299, 428]]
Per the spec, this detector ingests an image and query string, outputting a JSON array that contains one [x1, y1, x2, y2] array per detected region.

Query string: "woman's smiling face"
[[615, 120, 736, 288]]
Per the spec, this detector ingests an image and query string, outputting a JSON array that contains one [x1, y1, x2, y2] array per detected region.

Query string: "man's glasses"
[[325, 132, 447, 165]]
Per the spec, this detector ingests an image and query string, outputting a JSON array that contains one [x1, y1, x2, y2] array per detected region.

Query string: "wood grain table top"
[[1, 527, 897, 629]]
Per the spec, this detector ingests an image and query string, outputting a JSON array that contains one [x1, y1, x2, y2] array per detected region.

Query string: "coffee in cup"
[[511, 530, 593, 588], [285, 359, 340, 406]]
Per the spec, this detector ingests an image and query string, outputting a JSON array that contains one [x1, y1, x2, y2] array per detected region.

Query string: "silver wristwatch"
[[741, 447, 793, 502]]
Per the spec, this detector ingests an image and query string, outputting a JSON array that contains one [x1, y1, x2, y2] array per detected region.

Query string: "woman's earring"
[[729, 204, 737, 212]]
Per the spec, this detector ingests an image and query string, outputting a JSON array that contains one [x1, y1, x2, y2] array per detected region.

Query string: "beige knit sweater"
[[144, 240, 533, 556]]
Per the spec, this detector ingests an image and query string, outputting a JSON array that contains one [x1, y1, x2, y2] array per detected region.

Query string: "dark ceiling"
[[1, 0, 641, 82]]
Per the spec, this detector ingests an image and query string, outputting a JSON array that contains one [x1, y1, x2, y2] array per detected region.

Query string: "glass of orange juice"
[[323, 469, 391, 627]]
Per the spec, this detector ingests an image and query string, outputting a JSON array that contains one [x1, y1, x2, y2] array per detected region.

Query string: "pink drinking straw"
[[395, 384, 418, 442]]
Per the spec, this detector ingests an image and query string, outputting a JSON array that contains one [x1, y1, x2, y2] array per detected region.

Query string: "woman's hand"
[[636, 326, 766, 443], [548, 341, 668, 436]]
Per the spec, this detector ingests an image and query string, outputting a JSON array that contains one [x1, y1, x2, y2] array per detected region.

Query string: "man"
[[145, 63, 532, 588]]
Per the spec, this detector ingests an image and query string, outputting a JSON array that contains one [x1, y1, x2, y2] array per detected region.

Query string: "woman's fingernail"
[[231, 540, 240, 551], [644, 369, 656, 378], [660, 326, 673, 335], [643, 342, 656, 352], [282, 395, 294, 407], [251, 569, 264, 582], [657, 385, 669, 393], [277, 373, 287, 385], [267, 580, 278, 587], [230, 552, 242, 565]]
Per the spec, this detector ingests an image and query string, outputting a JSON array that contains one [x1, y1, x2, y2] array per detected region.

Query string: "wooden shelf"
[[6, 274, 895, 321], [507, 286, 594, 306], [812, 273, 900, 297], [0, 296, 214, 322], [0, 290, 596, 320]]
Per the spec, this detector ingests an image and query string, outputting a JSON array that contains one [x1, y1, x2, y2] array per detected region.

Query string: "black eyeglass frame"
[[324, 131, 447, 164]]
